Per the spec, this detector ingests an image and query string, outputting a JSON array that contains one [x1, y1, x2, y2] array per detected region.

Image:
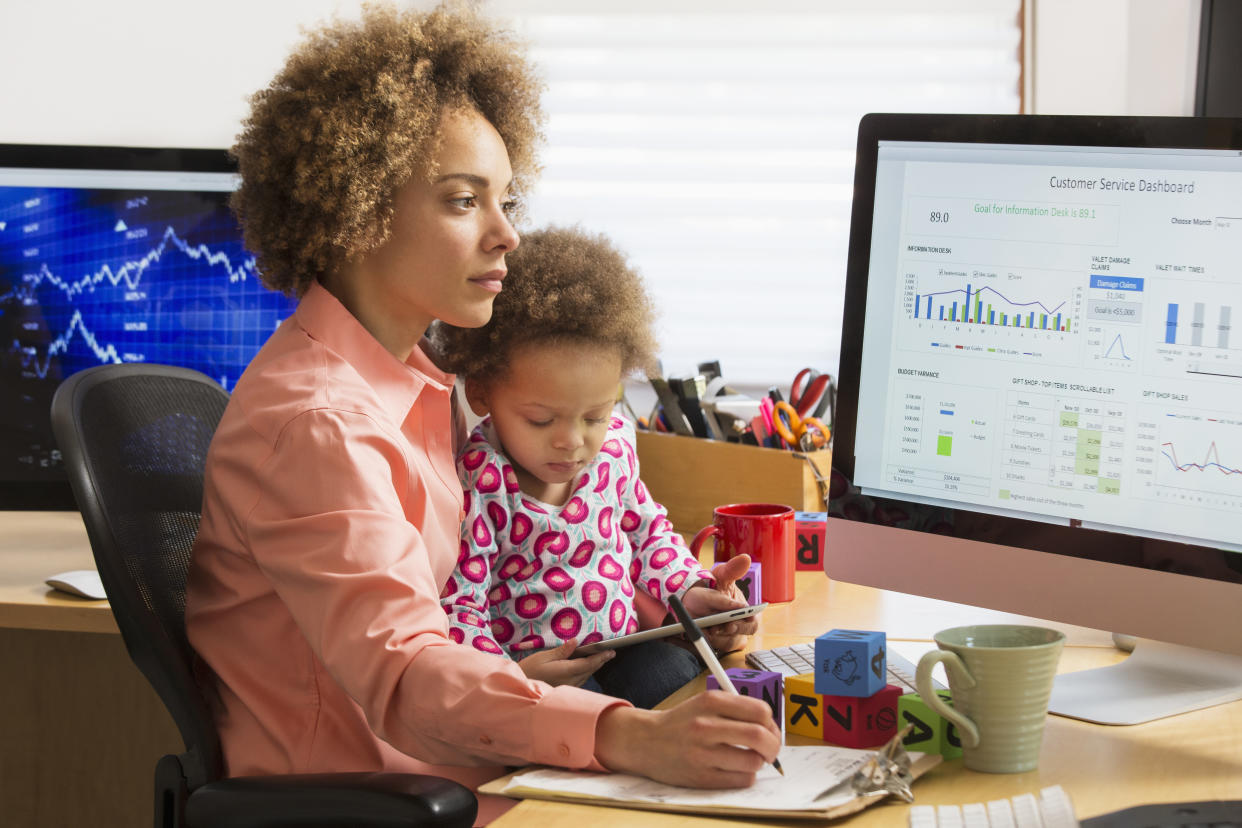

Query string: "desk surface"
[[0, 511, 1120, 644], [493, 571, 1242, 827], [6, 511, 1241, 824], [0, 511, 115, 633]]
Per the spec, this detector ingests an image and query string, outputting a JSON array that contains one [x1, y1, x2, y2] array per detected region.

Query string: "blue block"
[[814, 629, 886, 697]]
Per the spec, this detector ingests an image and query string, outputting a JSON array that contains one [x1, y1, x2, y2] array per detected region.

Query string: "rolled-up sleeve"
[[245, 407, 622, 768]]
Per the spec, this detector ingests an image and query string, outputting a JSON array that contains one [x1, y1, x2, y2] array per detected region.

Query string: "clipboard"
[[480, 744, 941, 820]]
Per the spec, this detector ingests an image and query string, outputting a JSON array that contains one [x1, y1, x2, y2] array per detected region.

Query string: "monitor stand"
[[1048, 638, 1242, 725]]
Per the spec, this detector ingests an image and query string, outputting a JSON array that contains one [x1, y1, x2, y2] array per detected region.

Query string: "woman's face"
[[328, 108, 520, 359]]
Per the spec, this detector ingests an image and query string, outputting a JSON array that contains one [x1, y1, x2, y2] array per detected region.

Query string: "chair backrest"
[[50, 363, 230, 790]]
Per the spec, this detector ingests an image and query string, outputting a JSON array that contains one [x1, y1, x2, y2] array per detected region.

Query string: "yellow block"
[[784, 673, 825, 740]]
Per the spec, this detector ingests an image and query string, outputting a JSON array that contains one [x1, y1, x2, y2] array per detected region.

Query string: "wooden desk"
[[492, 571, 1242, 827], [0, 511, 181, 828], [6, 515, 1242, 826]]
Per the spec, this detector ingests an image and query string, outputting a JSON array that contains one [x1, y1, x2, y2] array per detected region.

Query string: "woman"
[[185, 4, 778, 824]]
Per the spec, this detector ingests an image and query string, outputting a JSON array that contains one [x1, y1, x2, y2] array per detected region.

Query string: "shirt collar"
[[295, 281, 455, 422]]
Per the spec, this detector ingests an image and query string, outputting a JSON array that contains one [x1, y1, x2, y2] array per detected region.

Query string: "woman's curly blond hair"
[[231, 2, 544, 297], [432, 226, 660, 383]]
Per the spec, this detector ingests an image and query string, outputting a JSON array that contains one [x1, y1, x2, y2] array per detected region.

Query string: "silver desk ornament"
[[851, 723, 917, 802], [811, 723, 919, 805]]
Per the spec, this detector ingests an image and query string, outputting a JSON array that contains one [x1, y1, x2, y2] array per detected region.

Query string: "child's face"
[[469, 341, 622, 504], [327, 107, 520, 357]]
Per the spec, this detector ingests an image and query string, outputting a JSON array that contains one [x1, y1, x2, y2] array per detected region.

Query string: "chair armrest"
[[184, 771, 477, 828]]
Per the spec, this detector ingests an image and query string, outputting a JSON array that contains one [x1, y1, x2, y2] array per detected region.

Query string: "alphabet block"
[[897, 690, 962, 759], [821, 684, 901, 748], [814, 629, 886, 697], [735, 563, 763, 607], [707, 667, 782, 724], [783, 673, 824, 740], [795, 511, 827, 570]]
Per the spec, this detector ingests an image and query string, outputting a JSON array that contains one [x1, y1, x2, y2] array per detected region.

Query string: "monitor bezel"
[[832, 113, 1242, 597], [0, 143, 235, 510]]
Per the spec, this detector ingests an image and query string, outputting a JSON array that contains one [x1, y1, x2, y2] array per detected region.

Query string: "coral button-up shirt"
[[185, 282, 622, 824]]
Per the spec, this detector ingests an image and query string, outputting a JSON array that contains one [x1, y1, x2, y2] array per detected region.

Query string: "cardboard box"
[[635, 431, 832, 536]]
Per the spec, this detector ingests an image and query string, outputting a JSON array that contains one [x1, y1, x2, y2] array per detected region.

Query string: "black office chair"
[[50, 363, 477, 828]]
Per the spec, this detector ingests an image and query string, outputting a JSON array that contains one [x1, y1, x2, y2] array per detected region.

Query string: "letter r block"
[[707, 667, 782, 724], [814, 629, 886, 697], [784, 673, 824, 740], [822, 684, 901, 748], [794, 511, 827, 570]]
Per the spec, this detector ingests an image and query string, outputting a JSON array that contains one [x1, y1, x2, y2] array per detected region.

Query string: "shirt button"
[[558, 744, 571, 758], [480, 735, 493, 746]]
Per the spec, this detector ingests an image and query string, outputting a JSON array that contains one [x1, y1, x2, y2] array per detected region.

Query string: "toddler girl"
[[433, 226, 753, 707]]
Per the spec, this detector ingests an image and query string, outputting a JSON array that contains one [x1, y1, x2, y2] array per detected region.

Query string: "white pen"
[[669, 594, 784, 776]]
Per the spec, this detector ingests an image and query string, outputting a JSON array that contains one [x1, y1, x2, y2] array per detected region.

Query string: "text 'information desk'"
[[3, 511, 1241, 827]]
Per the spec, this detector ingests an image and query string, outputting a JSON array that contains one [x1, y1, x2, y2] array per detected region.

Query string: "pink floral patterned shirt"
[[440, 416, 712, 657]]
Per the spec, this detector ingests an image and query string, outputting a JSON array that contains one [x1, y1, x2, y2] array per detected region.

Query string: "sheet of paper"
[[500, 745, 883, 812]]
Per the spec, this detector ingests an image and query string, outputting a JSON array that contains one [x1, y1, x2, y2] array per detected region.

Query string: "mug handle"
[[916, 650, 981, 749], [689, 525, 720, 560]]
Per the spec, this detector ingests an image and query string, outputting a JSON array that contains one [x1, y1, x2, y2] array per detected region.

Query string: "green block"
[[937, 691, 964, 759], [936, 435, 953, 456], [898, 692, 962, 759], [897, 693, 944, 754]]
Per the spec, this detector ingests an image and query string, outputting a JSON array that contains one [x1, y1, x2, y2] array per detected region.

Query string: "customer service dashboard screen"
[[853, 141, 1242, 552]]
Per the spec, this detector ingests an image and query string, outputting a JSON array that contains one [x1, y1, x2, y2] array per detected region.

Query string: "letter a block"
[[897, 691, 963, 759], [735, 562, 763, 607], [795, 511, 827, 570], [814, 629, 886, 697], [707, 667, 782, 724], [784, 673, 825, 740], [822, 684, 901, 748]]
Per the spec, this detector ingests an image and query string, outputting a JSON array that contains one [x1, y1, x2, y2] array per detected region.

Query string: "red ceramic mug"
[[689, 503, 796, 603]]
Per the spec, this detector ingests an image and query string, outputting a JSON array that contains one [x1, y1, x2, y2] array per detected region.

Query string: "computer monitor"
[[828, 114, 1242, 725], [0, 144, 295, 509]]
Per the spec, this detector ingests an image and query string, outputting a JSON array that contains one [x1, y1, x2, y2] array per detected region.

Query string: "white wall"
[[1031, 0, 1201, 116], [0, 1, 1207, 149], [0, 1, 381, 148]]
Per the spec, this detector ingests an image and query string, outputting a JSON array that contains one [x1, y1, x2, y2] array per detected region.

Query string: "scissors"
[[789, 368, 833, 419], [771, 400, 830, 452]]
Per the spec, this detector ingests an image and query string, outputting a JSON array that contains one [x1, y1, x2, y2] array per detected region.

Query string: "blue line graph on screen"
[[0, 186, 296, 393]]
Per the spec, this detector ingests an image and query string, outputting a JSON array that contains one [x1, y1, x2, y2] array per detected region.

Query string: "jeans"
[[581, 639, 703, 709]]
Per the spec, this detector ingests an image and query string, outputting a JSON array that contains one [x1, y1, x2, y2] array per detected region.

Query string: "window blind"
[[486, 0, 1022, 389]]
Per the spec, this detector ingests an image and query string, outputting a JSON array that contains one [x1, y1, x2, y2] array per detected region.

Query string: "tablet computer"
[[574, 603, 767, 656]]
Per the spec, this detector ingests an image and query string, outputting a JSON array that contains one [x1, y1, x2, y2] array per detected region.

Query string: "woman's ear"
[[463, 377, 490, 417]]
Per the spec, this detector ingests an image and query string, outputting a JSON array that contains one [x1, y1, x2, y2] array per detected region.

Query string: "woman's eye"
[[449, 196, 477, 209], [501, 198, 520, 215], [527, 419, 552, 428], [586, 417, 608, 425]]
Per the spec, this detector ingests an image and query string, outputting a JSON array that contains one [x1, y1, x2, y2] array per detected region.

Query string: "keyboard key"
[[986, 798, 1017, 828]]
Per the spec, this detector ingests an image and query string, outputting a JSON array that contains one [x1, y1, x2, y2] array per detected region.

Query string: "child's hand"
[[681, 553, 759, 653], [517, 638, 614, 687]]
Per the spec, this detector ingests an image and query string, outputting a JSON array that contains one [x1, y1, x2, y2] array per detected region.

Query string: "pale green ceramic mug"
[[915, 624, 1065, 773]]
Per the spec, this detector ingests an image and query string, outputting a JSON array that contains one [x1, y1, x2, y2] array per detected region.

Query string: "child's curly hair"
[[432, 226, 660, 383], [231, 1, 544, 297]]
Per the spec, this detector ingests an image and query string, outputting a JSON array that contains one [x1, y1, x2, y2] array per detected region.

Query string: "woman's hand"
[[594, 690, 781, 788], [680, 553, 759, 653], [517, 638, 613, 687]]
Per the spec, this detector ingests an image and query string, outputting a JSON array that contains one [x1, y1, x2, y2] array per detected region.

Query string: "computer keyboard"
[[745, 641, 947, 694], [910, 786, 1078, 828]]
